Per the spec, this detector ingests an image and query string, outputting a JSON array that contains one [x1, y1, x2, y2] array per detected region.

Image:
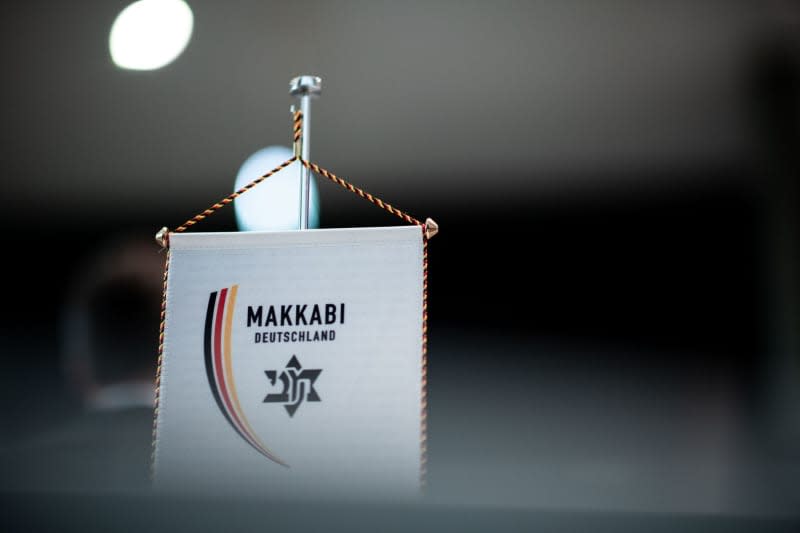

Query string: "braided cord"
[[292, 109, 302, 144], [150, 247, 171, 481], [173, 156, 298, 233], [420, 231, 429, 488], [169, 110, 423, 234], [172, 156, 423, 233], [299, 159, 423, 227]]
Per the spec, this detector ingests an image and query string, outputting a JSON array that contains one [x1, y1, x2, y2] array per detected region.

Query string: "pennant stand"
[[151, 76, 437, 496]]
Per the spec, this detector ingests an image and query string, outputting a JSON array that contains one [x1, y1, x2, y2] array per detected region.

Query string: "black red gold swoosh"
[[204, 286, 287, 467]]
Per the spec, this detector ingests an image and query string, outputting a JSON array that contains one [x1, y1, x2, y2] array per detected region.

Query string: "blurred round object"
[[109, 0, 194, 71], [233, 146, 320, 231]]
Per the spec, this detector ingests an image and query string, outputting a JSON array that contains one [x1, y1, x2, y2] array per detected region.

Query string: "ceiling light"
[[109, 0, 193, 71]]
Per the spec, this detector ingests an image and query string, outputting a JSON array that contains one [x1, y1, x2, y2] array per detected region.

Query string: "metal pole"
[[289, 75, 322, 230]]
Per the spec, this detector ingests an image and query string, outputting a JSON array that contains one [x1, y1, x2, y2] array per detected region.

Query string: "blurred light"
[[234, 146, 320, 232], [109, 0, 193, 71]]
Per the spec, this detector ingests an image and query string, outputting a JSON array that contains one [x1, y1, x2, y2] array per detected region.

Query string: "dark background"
[[1, 0, 799, 526]]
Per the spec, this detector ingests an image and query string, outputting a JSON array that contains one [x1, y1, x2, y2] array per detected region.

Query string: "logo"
[[204, 286, 288, 466], [264, 355, 322, 417]]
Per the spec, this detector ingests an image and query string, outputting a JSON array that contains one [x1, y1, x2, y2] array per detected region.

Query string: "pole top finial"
[[289, 75, 322, 97]]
